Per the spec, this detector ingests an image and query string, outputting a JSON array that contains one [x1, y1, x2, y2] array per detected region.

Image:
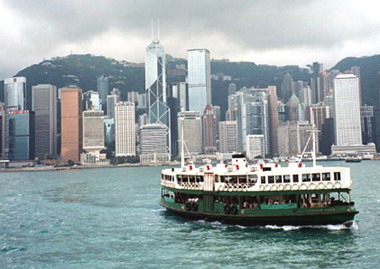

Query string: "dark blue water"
[[0, 161, 379, 268]]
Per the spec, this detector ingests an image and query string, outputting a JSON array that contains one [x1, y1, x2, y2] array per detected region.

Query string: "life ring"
[[230, 204, 238, 215], [300, 183, 307, 190], [277, 184, 284, 191], [292, 184, 299, 190], [265, 185, 272, 191], [191, 202, 198, 211], [309, 183, 316, 190], [271, 185, 278, 191], [335, 182, 342, 189], [326, 182, 333, 189], [185, 202, 192, 211], [260, 185, 265, 191], [224, 204, 231, 214], [318, 182, 325, 189], [285, 184, 291, 190]]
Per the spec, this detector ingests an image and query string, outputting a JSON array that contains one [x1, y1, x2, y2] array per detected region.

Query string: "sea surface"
[[0, 161, 379, 268]]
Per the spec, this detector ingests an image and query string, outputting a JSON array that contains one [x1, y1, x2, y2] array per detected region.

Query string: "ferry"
[[159, 130, 358, 226]]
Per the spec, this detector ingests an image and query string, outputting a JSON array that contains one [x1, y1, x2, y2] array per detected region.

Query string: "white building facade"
[[115, 101, 136, 157]]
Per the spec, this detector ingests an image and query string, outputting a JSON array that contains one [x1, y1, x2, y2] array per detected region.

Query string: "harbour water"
[[0, 161, 380, 268]]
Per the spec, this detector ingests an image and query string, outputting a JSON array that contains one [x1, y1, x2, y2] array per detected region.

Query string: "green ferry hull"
[[160, 200, 358, 226]]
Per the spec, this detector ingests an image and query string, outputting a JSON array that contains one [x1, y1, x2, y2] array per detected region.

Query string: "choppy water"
[[0, 161, 379, 268]]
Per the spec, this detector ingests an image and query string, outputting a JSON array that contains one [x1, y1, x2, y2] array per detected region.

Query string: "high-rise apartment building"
[[187, 49, 211, 114], [218, 121, 237, 153], [32, 84, 57, 160], [333, 74, 362, 146], [60, 87, 83, 163], [203, 105, 216, 154], [115, 102, 136, 157], [8, 110, 35, 160], [145, 38, 171, 154], [178, 111, 202, 155]]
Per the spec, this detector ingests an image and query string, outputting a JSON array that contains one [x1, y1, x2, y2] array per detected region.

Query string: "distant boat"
[[345, 157, 361, 163]]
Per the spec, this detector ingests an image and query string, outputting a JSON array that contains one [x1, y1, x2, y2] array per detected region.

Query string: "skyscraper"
[[107, 93, 120, 119], [267, 86, 279, 156], [246, 134, 265, 159], [97, 75, 109, 111], [140, 124, 170, 162], [203, 105, 217, 154], [32, 84, 57, 160], [83, 110, 105, 152], [83, 90, 101, 111], [218, 121, 237, 153], [187, 49, 211, 114], [145, 38, 171, 154], [178, 111, 203, 155], [280, 73, 293, 103], [8, 110, 35, 160], [4, 77, 26, 111], [0, 104, 4, 159], [333, 74, 362, 146], [115, 101, 136, 157], [60, 87, 83, 163], [172, 82, 188, 112]]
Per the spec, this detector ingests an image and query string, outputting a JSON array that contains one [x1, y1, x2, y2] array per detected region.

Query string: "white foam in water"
[[263, 221, 358, 231]]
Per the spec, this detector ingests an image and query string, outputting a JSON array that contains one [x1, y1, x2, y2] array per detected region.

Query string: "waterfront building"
[[187, 49, 211, 114], [203, 105, 217, 154], [140, 124, 170, 162], [145, 37, 171, 154], [268, 86, 279, 156], [97, 75, 109, 111], [8, 110, 35, 160], [83, 90, 101, 111], [0, 104, 4, 159], [178, 111, 202, 155], [218, 121, 237, 153], [246, 134, 265, 159], [60, 87, 83, 164], [115, 101, 136, 157], [104, 117, 115, 147], [361, 105, 375, 144], [32, 84, 57, 160], [107, 93, 120, 119], [4, 77, 26, 111]]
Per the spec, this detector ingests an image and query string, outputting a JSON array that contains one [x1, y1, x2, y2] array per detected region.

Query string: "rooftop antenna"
[[151, 18, 154, 40], [157, 18, 160, 40]]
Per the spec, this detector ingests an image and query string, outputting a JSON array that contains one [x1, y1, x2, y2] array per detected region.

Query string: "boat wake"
[[264, 221, 358, 231]]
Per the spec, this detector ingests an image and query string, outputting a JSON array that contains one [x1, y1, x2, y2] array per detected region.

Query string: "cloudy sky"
[[1, 0, 380, 80]]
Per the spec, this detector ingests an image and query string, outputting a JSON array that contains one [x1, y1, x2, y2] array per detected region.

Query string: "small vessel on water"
[[160, 127, 358, 226]]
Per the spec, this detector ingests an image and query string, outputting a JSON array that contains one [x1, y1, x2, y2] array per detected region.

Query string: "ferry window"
[[249, 175, 258, 184], [275, 175, 282, 183], [220, 176, 225, 183], [302, 174, 311, 182], [268, 176, 274, 184], [322, 173, 331, 181], [231, 176, 238, 183], [284, 175, 291, 183], [312, 173, 321, 182], [238, 176, 247, 183], [293, 175, 299, 183], [334, 172, 341, 181], [196, 176, 203, 182], [189, 176, 195, 183], [261, 176, 266, 184]]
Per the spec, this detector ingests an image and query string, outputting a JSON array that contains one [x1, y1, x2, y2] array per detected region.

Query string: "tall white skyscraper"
[[187, 49, 211, 114], [145, 38, 171, 154], [4, 77, 26, 111], [115, 101, 136, 157], [32, 84, 57, 160], [333, 74, 362, 146]]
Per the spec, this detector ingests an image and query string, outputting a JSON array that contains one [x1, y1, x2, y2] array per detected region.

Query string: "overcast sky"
[[1, 0, 380, 80]]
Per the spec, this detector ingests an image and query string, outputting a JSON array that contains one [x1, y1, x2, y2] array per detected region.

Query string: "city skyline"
[[2, 1, 380, 80]]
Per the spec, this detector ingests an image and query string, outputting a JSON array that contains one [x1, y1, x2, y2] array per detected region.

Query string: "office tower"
[[310, 62, 323, 104], [361, 105, 374, 144], [286, 95, 300, 121], [0, 103, 5, 159], [203, 105, 217, 154], [140, 124, 170, 162], [178, 111, 202, 155], [107, 93, 120, 119], [278, 103, 286, 122], [308, 104, 331, 151], [167, 95, 179, 156], [227, 88, 269, 153], [4, 77, 26, 111], [333, 74, 362, 146], [172, 82, 188, 112], [280, 73, 293, 103], [83, 90, 101, 111], [97, 75, 109, 111], [60, 87, 83, 163], [268, 86, 279, 156], [321, 118, 335, 155], [8, 110, 35, 160], [137, 93, 147, 110], [218, 121, 237, 153], [277, 121, 316, 157], [145, 38, 171, 154], [246, 134, 265, 159], [32, 84, 57, 160], [104, 117, 115, 147], [187, 49, 211, 114], [83, 110, 105, 152], [115, 101, 136, 157], [228, 83, 237, 95]]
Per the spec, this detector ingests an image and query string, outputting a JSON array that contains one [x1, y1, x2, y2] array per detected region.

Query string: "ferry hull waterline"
[[160, 125, 358, 227]]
